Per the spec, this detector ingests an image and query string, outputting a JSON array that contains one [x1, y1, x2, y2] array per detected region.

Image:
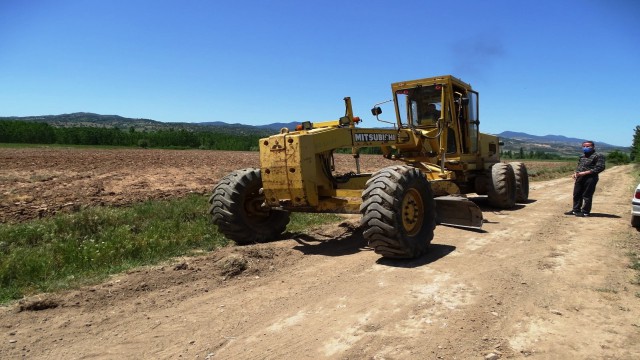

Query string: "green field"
[[0, 195, 341, 303]]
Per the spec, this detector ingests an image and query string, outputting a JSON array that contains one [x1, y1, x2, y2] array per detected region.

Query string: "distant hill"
[[497, 131, 618, 147], [0, 112, 629, 155], [495, 131, 627, 157], [2, 112, 160, 129], [1, 113, 274, 137], [255, 122, 300, 130], [197, 120, 300, 133]]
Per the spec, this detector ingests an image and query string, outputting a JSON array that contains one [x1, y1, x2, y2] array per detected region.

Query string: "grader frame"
[[209, 75, 528, 258]]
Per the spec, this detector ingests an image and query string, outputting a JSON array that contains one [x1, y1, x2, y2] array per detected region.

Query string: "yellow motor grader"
[[209, 75, 529, 258]]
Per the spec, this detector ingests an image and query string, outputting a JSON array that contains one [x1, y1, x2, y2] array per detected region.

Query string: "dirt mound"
[[10, 244, 303, 317]]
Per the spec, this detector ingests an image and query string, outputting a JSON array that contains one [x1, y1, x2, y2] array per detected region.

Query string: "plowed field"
[[0, 147, 395, 223]]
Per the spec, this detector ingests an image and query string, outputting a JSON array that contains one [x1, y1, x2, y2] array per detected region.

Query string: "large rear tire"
[[360, 165, 436, 259], [509, 162, 530, 203], [487, 163, 516, 209], [209, 168, 290, 245]]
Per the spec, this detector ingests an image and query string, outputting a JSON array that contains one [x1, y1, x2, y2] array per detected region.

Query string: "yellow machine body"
[[259, 75, 500, 227]]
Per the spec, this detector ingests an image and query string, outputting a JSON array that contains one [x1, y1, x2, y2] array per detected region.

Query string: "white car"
[[633, 183, 640, 228]]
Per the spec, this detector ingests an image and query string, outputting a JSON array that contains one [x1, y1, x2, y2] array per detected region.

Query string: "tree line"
[[502, 144, 636, 165], [500, 148, 566, 160], [631, 125, 640, 163], [0, 120, 262, 151], [2, 120, 639, 162]]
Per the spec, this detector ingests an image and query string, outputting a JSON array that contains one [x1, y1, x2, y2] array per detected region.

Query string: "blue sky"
[[1, 0, 638, 147]]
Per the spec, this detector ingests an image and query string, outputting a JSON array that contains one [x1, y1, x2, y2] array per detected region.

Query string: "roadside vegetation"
[[0, 195, 341, 304], [523, 160, 575, 182]]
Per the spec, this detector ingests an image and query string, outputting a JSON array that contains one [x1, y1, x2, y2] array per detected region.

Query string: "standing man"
[[566, 140, 606, 217]]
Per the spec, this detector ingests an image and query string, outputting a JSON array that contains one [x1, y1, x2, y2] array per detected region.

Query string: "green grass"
[[0, 195, 341, 303], [523, 160, 631, 182], [287, 213, 343, 232], [523, 160, 576, 182]]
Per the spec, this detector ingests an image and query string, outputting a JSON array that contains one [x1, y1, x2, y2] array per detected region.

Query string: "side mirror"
[[371, 107, 382, 116]]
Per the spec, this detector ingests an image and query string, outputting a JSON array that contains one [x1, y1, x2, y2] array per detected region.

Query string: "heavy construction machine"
[[209, 75, 529, 259]]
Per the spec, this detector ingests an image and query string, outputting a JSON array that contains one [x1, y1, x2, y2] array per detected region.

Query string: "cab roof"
[[391, 75, 472, 92]]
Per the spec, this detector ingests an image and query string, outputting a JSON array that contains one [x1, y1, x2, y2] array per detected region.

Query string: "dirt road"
[[1, 152, 639, 359]]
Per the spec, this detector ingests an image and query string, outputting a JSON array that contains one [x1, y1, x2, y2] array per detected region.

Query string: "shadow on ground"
[[376, 244, 457, 268], [285, 222, 456, 266], [286, 222, 368, 257], [471, 196, 533, 212], [584, 213, 621, 218]]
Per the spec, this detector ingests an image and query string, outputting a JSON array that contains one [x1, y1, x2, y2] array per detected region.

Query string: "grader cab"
[[209, 75, 529, 259]]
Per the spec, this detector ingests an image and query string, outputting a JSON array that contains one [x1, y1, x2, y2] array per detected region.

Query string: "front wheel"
[[632, 215, 640, 228], [360, 165, 436, 259], [209, 168, 290, 245]]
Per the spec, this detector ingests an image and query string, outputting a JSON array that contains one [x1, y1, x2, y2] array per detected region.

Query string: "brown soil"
[[1, 148, 639, 359], [0, 147, 394, 223]]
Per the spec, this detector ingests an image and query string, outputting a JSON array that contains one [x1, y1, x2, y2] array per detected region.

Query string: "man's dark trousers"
[[573, 175, 598, 214]]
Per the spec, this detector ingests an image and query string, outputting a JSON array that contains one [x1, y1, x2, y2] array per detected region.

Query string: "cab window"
[[395, 86, 442, 128]]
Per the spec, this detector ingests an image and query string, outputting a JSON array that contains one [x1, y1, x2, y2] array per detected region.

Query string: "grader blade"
[[434, 196, 483, 229]]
